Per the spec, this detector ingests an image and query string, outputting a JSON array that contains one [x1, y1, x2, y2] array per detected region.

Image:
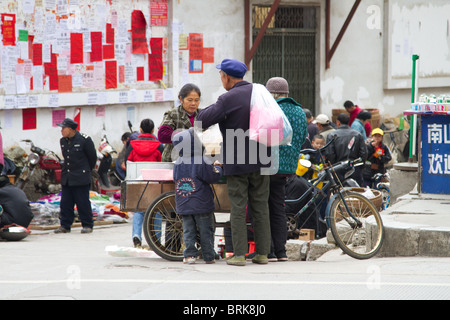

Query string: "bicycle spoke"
[[143, 192, 185, 261], [329, 191, 384, 259]]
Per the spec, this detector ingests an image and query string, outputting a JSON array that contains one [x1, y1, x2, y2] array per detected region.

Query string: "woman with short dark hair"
[[158, 83, 202, 162]]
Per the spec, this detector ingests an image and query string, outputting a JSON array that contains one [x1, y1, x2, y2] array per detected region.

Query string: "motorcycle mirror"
[[299, 159, 312, 169]]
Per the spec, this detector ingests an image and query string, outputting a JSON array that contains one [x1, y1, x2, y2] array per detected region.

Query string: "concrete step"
[[378, 194, 450, 257], [286, 193, 450, 260]]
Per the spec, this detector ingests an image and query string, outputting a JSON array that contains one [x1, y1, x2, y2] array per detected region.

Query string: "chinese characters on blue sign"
[[421, 115, 450, 194]]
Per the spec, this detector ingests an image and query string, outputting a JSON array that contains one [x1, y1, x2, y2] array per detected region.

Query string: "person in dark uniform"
[[54, 118, 97, 234]]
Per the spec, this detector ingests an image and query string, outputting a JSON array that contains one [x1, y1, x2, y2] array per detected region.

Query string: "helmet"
[[0, 224, 30, 241]]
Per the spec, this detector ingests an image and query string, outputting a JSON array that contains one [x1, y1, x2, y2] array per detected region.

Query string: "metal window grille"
[[252, 6, 318, 112]]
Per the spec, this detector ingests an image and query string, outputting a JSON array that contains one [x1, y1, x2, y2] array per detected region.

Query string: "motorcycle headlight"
[[28, 153, 40, 165]]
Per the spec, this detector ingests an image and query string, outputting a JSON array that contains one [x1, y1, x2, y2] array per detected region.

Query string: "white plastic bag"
[[249, 84, 293, 146]]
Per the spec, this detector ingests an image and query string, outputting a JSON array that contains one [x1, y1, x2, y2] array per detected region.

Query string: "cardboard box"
[[298, 229, 315, 241]]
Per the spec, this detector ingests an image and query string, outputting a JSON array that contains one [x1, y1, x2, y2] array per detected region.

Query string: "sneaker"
[[226, 255, 246, 266], [205, 260, 215, 264], [81, 227, 93, 234], [268, 253, 278, 262], [277, 253, 288, 262], [54, 227, 70, 234], [183, 256, 197, 264], [133, 236, 142, 248], [251, 254, 268, 264]]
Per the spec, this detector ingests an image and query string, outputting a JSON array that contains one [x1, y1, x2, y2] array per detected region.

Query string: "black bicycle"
[[286, 138, 385, 259]]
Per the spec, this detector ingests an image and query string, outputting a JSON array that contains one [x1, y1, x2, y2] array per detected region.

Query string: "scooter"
[[15, 140, 62, 195]]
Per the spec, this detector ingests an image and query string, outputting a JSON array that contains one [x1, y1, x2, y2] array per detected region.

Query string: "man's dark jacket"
[[60, 131, 97, 186], [326, 125, 367, 164], [196, 81, 270, 176]]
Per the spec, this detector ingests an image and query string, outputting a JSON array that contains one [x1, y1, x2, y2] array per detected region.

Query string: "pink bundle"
[[249, 84, 292, 146]]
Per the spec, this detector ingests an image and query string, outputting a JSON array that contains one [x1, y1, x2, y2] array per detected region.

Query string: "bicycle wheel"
[[327, 190, 384, 259], [143, 191, 184, 261]]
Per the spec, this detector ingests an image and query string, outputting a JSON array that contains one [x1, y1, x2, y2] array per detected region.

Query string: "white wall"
[[320, 0, 450, 118]]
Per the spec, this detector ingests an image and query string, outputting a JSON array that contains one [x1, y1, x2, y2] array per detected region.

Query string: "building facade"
[[1, 0, 449, 153]]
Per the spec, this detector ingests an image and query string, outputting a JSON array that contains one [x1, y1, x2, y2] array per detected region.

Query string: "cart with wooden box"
[[120, 161, 230, 261]]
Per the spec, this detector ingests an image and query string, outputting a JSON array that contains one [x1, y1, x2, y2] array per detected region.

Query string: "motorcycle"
[[15, 140, 62, 195], [92, 136, 122, 195]]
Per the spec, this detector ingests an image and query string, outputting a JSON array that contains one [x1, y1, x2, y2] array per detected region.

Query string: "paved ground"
[[2, 222, 450, 301]]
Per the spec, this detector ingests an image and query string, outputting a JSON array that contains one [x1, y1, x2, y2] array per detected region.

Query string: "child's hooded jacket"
[[173, 128, 222, 215]]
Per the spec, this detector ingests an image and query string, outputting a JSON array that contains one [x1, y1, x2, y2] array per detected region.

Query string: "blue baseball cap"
[[216, 59, 247, 78]]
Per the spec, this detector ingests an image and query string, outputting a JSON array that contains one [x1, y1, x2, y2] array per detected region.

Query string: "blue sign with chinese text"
[[421, 115, 450, 194]]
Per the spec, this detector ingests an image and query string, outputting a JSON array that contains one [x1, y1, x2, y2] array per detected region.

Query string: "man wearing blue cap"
[[197, 59, 271, 266]]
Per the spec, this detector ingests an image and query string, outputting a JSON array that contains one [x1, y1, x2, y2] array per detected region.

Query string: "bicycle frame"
[[286, 139, 363, 229]]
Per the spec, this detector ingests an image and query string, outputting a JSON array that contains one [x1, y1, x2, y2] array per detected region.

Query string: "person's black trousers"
[[60, 184, 93, 230], [268, 174, 289, 258]]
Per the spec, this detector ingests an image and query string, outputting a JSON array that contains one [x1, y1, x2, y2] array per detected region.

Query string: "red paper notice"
[[105, 60, 117, 89], [148, 53, 162, 81], [150, 38, 163, 56], [189, 33, 203, 73], [1, 14, 16, 46], [137, 66, 144, 81], [70, 33, 83, 64], [131, 10, 149, 54], [33, 43, 43, 66], [103, 44, 115, 60], [58, 75, 73, 93], [106, 23, 115, 44], [44, 53, 58, 91], [150, 0, 168, 26], [90, 32, 103, 62], [23, 108, 37, 130], [203, 47, 215, 63], [118, 65, 125, 83]]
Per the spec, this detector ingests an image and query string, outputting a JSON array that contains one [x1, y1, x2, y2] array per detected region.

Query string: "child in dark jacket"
[[363, 128, 392, 188], [173, 128, 223, 264]]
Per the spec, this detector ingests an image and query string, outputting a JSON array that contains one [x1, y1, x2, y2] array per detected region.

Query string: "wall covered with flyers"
[[0, 0, 173, 109]]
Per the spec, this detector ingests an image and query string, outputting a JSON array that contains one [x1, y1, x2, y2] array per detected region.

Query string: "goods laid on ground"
[[29, 191, 128, 230]]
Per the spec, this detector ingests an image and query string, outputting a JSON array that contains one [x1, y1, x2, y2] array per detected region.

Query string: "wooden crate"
[[120, 181, 174, 212]]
